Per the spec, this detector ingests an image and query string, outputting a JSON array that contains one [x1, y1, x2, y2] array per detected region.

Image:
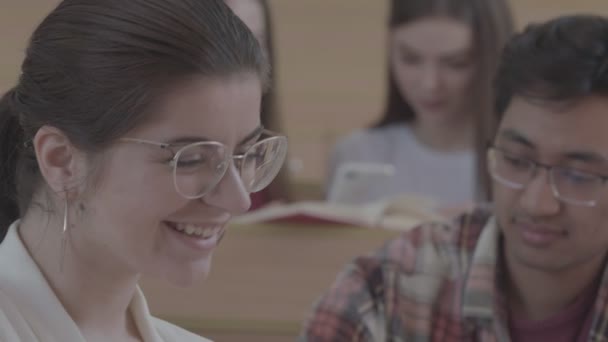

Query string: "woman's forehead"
[[128, 75, 262, 146]]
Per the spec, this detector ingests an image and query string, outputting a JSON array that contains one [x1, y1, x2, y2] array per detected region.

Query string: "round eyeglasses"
[[119, 129, 288, 199], [488, 146, 608, 207]]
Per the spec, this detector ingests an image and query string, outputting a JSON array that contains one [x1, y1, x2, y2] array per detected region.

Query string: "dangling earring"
[[60, 195, 69, 272]]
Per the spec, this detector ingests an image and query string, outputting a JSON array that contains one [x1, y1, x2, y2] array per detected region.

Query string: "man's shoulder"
[[355, 208, 492, 279], [300, 209, 493, 341]]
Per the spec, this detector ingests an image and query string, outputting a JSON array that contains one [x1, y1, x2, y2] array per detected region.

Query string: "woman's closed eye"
[[175, 155, 207, 168], [502, 153, 531, 171]]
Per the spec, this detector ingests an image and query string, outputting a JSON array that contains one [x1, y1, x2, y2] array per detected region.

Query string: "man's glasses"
[[488, 146, 608, 207], [120, 129, 288, 199]]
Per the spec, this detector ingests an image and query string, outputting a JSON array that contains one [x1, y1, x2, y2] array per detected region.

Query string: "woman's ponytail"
[[0, 89, 24, 239]]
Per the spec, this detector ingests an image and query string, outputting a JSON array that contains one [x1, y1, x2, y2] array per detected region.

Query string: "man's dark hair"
[[476, 15, 608, 199], [495, 15, 608, 116]]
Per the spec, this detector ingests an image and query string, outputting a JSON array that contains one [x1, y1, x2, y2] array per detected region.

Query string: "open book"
[[232, 195, 450, 230]]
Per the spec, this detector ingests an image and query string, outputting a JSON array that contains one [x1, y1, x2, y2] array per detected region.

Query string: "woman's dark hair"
[[257, 0, 291, 203], [481, 14, 608, 198], [0, 0, 268, 237], [258, 0, 278, 130], [371, 0, 514, 202], [373, 0, 513, 128]]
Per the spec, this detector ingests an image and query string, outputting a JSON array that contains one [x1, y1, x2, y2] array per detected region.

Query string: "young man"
[[300, 15, 608, 341]]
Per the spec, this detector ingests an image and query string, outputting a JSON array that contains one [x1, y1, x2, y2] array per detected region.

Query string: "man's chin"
[[505, 242, 571, 273]]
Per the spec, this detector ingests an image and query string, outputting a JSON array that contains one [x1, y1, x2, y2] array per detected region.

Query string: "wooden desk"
[[140, 223, 402, 341]]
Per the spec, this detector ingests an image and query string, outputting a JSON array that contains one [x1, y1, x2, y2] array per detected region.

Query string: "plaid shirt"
[[299, 209, 608, 341]]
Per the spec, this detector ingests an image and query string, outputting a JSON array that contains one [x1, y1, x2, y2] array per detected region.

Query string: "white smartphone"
[[327, 162, 396, 205]]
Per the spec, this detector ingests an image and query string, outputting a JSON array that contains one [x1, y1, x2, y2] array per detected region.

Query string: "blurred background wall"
[[1, 0, 607, 185]]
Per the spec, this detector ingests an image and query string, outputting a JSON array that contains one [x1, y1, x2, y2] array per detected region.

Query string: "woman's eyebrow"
[[161, 126, 264, 146]]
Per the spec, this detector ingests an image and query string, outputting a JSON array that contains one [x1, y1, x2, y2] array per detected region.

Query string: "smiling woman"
[[0, 0, 287, 341]]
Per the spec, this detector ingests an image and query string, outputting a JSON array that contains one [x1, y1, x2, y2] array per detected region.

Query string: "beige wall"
[[1, 0, 608, 183]]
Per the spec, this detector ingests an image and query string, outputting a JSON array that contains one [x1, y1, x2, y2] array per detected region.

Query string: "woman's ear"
[[33, 125, 88, 196]]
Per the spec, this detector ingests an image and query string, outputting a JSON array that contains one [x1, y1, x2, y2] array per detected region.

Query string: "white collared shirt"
[[0, 221, 211, 341]]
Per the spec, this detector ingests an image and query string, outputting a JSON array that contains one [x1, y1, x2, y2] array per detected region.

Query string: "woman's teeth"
[[172, 223, 220, 238]]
